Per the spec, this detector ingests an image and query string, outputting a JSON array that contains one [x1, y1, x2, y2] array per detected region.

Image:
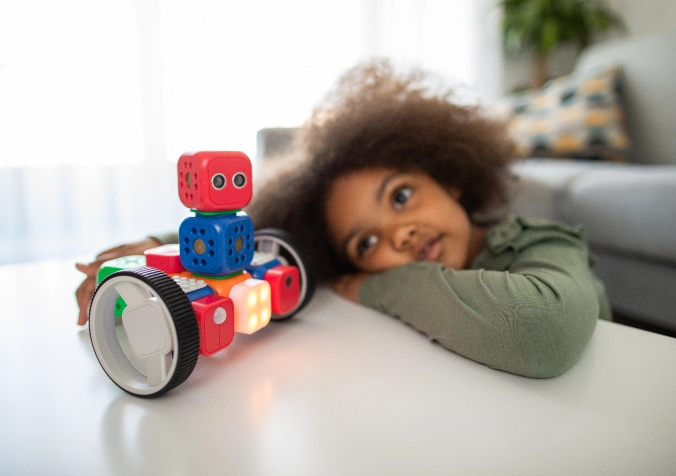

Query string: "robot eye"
[[232, 172, 247, 189], [212, 173, 226, 190]]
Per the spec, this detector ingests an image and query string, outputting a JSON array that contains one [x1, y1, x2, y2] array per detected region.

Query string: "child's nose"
[[392, 224, 417, 250]]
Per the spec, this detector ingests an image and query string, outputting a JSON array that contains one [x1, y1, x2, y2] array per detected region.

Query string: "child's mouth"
[[419, 236, 443, 261]]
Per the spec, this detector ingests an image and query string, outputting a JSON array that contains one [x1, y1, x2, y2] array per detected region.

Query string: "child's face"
[[325, 167, 476, 273]]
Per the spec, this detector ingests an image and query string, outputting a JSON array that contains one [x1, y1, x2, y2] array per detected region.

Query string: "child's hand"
[[74, 237, 161, 326], [330, 273, 371, 303]]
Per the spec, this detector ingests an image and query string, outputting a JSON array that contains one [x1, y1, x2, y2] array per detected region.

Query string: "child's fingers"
[[75, 276, 96, 325], [94, 238, 160, 262], [78, 307, 89, 326], [77, 244, 137, 276], [75, 262, 99, 277], [95, 250, 123, 263], [75, 238, 162, 325]]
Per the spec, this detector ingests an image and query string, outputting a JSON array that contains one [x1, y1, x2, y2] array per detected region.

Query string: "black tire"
[[254, 228, 316, 320], [89, 267, 200, 397]]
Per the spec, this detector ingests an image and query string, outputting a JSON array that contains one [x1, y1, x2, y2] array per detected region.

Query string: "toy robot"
[[88, 151, 315, 397]]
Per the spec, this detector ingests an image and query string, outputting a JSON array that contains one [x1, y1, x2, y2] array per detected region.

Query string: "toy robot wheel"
[[254, 228, 316, 320], [89, 267, 200, 398]]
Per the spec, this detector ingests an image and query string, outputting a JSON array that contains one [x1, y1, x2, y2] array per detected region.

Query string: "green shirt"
[[359, 216, 611, 379], [151, 231, 179, 246]]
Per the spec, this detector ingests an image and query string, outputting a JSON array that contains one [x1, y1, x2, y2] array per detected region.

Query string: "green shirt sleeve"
[[359, 217, 610, 379], [149, 231, 178, 245]]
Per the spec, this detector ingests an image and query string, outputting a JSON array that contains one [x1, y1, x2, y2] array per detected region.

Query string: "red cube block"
[[178, 151, 253, 211], [264, 265, 300, 316], [144, 244, 185, 274], [192, 294, 235, 356]]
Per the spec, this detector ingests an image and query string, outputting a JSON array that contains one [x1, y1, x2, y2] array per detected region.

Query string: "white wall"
[[502, 0, 676, 93], [0, 0, 496, 265], [606, 0, 676, 36], [362, 0, 504, 103]]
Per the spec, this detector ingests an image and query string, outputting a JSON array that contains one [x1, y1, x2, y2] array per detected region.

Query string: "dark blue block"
[[179, 212, 254, 275], [186, 285, 215, 302], [245, 257, 281, 279]]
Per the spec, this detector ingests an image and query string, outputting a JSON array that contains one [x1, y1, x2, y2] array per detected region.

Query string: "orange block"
[[169, 271, 250, 299]]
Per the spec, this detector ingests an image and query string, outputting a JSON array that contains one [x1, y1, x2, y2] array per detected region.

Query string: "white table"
[[1, 257, 675, 475]]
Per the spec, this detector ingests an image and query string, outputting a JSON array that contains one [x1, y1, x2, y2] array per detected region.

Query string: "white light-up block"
[[229, 279, 272, 334]]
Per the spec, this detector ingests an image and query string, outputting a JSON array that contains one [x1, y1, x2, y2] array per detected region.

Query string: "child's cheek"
[[367, 247, 414, 273]]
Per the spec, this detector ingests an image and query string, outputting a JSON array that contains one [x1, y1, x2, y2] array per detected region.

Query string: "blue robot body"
[[179, 212, 254, 275]]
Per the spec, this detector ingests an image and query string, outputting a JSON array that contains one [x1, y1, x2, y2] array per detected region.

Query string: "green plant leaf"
[[500, 0, 625, 55], [539, 18, 559, 54]]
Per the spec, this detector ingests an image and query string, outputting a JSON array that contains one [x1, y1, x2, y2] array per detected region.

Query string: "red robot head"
[[178, 151, 253, 211]]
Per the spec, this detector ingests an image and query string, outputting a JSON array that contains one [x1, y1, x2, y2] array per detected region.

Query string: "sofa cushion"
[[497, 66, 630, 162], [509, 159, 622, 220], [592, 249, 676, 331], [574, 32, 676, 166], [560, 165, 676, 263]]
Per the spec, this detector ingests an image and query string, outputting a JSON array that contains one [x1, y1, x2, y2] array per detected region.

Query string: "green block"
[[191, 270, 243, 280], [96, 255, 147, 284], [97, 255, 147, 319], [114, 296, 126, 318], [193, 209, 238, 216]]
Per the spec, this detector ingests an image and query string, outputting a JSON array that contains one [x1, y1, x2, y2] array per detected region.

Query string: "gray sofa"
[[509, 32, 676, 334], [255, 32, 676, 335]]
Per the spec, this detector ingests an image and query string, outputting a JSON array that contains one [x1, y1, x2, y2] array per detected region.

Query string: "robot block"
[[264, 265, 300, 316], [145, 244, 185, 274], [97, 255, 147, 318], [185, 271, 250, 298], [173, 275, 235, 356], [170, 272, 273, 333], [178, 151, 253, 211], [191, 294, 235, 356], [179, 212, 254, 275], [88, 152, 316, 398], [229, 279, 272, 334], [97, 255, 147, 283], [245, 251, 281, 279], [171, 276, 215, 302]]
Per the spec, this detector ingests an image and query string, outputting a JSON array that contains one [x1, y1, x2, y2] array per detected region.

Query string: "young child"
[[76, 60, 610, 378]]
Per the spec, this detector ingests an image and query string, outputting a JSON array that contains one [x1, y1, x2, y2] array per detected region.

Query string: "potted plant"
[[500, 0, 625, 89]]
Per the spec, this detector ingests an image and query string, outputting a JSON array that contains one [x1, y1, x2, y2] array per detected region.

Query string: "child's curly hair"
[[247, 60, 517, 283]]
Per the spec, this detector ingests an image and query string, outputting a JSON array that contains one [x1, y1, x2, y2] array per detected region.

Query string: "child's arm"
[[357, 218, 610, 379], [75, 236, 169, 325]]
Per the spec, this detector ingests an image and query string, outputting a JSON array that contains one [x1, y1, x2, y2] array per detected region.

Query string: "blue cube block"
[[179, 212, 254, 275]]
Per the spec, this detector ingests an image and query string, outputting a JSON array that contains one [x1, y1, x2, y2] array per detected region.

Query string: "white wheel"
[[254, 228, 316, 320], [89, 267, 200, 397]]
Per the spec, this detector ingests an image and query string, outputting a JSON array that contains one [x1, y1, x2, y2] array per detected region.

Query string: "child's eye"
[[392, 186, 412, 209], [357, 235, 378, 256]]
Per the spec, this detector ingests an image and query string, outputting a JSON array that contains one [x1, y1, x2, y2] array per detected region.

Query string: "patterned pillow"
[[495, 65, 630, 162]]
